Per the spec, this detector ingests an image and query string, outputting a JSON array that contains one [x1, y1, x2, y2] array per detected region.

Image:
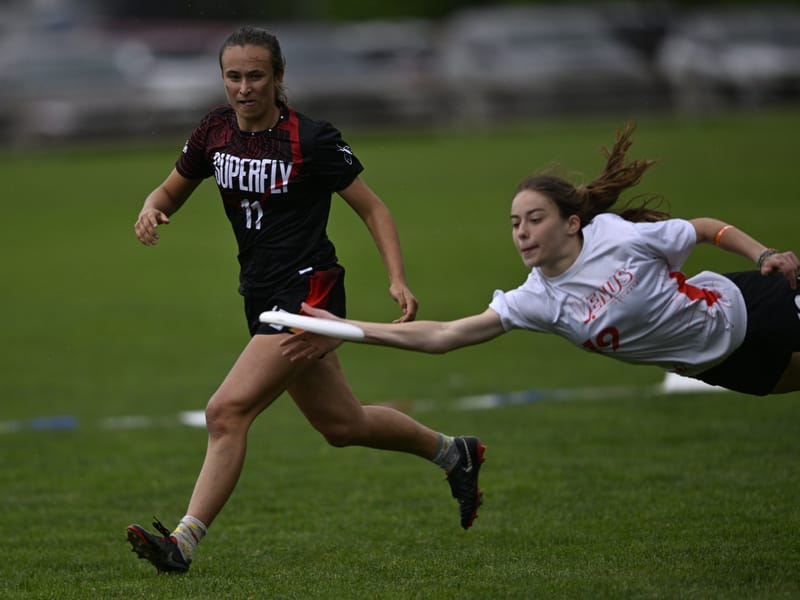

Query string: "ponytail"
[[517, 122, 670, 226]]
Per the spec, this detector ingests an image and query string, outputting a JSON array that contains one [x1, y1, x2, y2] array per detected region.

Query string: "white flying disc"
[[258, 311, 365, 341]]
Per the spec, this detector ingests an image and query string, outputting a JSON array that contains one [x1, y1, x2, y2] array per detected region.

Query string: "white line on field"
[[0, 374, 724, 434]]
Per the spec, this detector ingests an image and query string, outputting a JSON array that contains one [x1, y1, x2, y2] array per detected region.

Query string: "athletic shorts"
[[693, 270, 800, 395], [244, 265, 347, 336]]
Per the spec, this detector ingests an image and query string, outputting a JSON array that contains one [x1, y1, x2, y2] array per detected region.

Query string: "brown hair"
[[219, 26, 287, 105], [515, 122, 670, 226]]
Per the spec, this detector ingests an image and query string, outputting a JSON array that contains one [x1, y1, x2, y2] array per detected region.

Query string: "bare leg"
[[186, 334, 309, 527], [289, 352, 486, 530], [771, 351, 800, 394], [288, 351, 439, 457], [127, 337, 480, 571]]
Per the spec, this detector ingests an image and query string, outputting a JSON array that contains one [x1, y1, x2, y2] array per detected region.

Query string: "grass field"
[[1, 110, 799, 598]]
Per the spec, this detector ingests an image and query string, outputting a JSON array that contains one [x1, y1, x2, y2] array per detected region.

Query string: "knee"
[[204, 394, 249, 438], [316, 420, 360, 448]]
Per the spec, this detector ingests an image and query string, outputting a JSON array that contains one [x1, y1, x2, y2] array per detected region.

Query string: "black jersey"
[[176, 103, 364, 295]]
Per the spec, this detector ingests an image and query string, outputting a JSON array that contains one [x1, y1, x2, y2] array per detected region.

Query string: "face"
[[220, 44, 282, 132], [510, 189, 582, 275]]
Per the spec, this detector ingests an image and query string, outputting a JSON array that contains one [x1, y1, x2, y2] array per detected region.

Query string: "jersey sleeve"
[[488, 290, 518, 332], [488, 275, 553, 334], [310, 121, 364, 191], [633, 218, 697, 271], [175, 112, 216, 180]]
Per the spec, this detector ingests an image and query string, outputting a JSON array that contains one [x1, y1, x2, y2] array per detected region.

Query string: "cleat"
[[446, 436, 486, 529], [126, 518, 190, 574]]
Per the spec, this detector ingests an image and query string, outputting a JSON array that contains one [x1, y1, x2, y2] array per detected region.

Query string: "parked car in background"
[[107, 21, 231, 134], [273, 19, 441, 126], [437, 5, 666, 123], [3, 5, 800, 146], [0, 27, 152, 142], [656, 6, 800, 110]]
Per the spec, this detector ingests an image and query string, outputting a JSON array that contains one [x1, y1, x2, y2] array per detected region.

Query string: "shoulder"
[[584, 213, 633, 237], [286, 106, 346, 142], [587, 213, 693, 241], [187, 105, 236, 143], [587, 212, 630, 230], [198, 104, 235, 127], [287, 104, 330, 126], [629, 217, 695, 242], [583, 213, 635, 246]]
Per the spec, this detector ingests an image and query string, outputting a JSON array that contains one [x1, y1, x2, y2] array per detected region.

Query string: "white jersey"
[[489, 213, 747, 375]]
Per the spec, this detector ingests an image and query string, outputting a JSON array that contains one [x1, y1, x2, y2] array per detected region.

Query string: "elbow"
[[692, 217, 728, 245]]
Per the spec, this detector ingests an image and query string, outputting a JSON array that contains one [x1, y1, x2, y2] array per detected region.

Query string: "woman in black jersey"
[[126, 26, 485, 574]]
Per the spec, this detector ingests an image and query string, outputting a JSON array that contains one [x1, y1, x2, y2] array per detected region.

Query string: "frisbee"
[[258, 311, 365, 341]]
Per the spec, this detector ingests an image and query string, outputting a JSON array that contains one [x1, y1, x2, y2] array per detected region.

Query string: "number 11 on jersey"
[[241, 199, 264, 230]]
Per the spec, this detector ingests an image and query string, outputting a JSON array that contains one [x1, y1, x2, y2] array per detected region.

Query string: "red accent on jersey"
[[283, 108, 304, 176], [669, 271, 720, 306], [175, 104, 363, 295], [302, 268, 341, 311]]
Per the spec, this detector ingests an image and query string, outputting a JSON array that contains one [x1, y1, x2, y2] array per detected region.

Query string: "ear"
[[566, 214, 582, 235]]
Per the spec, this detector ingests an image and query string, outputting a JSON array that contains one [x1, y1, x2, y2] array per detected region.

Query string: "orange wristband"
[[714, 225, 734, 246]]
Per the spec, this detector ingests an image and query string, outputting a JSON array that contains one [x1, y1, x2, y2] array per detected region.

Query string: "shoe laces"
[[152, 517, 172, 539]]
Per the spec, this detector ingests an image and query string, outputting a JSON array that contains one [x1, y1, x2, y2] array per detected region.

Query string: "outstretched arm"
[[338, 177, 418, 322], [691, 218, 799, 288], [281, 304, 506, 361]]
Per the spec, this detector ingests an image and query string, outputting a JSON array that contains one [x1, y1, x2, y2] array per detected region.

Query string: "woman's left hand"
[[389, 284, 418, 323], [761, 250, 800, 289]]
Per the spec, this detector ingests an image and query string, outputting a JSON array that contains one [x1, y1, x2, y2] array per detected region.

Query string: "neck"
[[539, 237, 583, 278], [238, 103, 282, 133]]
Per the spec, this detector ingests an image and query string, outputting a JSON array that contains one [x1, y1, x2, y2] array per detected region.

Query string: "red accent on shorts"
[[303, 269, 339, 311], [669, 271, 720, 306]]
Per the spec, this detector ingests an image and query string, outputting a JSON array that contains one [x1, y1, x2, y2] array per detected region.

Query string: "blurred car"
[[437, 5, 666, 123], [273, 19, 442, 126], [0, 28, 152, 142], [106, 21, 232, 133], [656, 7, 800, 110]]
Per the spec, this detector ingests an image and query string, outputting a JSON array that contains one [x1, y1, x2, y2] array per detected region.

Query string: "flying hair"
[[516, 122, 670, 226]]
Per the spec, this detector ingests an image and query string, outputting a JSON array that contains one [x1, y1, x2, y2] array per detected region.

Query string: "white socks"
[[430, 433, 460, 472], [171, 515, 207, 561]]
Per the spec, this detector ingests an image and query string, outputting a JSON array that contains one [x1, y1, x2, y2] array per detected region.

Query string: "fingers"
[[134, 210, 170, 246], [390, 287, 419, 323], [300, 303, 332, 319], [279, 331, 341, 362], [762, 251, 800, 289]]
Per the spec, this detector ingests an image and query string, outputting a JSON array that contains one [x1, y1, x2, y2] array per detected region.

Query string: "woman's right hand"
[[134, 208, 170, 246]]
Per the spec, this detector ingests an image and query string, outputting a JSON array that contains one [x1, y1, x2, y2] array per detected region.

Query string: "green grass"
[[1, 110, 799, 598]]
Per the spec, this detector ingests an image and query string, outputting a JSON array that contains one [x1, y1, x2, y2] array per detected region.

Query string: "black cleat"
[[446, 436, 486, 529], [126, 518, 190, 574]]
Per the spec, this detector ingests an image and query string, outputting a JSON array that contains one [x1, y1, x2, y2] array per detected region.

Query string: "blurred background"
[[2, 0, 800, 145]]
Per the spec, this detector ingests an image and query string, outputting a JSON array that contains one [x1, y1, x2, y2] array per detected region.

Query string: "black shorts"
[[693, 270, 800, 395], [244, 265, 347, 336]]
